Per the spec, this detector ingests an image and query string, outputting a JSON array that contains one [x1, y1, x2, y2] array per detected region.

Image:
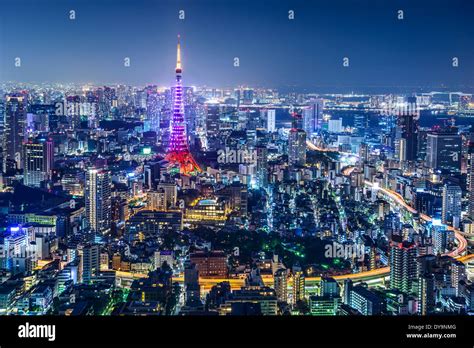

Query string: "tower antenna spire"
[[176, 34, 182, 72]]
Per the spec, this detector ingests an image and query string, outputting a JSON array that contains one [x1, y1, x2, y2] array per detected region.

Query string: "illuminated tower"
[[166, 35, 201, 175]]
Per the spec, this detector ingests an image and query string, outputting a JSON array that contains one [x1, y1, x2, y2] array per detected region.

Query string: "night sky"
[[0, 0, 473, 91]]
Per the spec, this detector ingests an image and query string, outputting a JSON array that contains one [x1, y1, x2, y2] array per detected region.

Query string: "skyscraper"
[[441, 180, 462, 227], [23, 138, 54, 188], [288, 128, 306, 166], [146, 87, 161, 132], [0, 101, 4, 141], [165, 35, 201, 175], [205, 104, 220, 138], [389, 237, 417, 294], [354, 113, 368, 136], [396, 98, 418, 162], [417, 272, 435, 315], [85, 168, 112, 234], [302, 98, 323, 135], [425, 128, 462, 173], [266, 109, 276, 133], [255, 145, 268, 188], [467, 141, 474, 219], [451, 260, 466, 296], [3, 94, 26, 171]]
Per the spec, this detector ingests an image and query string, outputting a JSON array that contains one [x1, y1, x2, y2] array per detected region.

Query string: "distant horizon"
[[1, 81, 473, 96]]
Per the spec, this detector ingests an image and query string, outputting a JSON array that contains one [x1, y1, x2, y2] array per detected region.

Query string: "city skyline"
[[1, 2, 474, 342], [1, 0, 473, 91]]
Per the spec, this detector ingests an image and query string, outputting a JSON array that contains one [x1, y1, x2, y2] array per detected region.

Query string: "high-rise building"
[[441, 180, 462, 227], [417, 129, 429, 161], [78, 243, 100, 283], [467, 141, 474, 219], [23, 138, 54, 188], [396, 100, 418, 162], [359, 142, 369, 163], [85, 168, 112, 234], [425, 128, 462, 173], [389, 237, 417, 294], [157, 182, 178, 209], [288, 129, 306, 166], [165, 35, 201, 175], [3, 94, 26, 171], [255, 145, 268, 188], [432, 226, 454, 255], [146, 88, 161, 132], [273, 268, 288, 303], [143, 161, 161, 189], [417, 272, 435, 315], [354, 113, 368, 136], [302, 98, 323, 135], [343, 279, 353, 305], [291, 267, 305, 305], [266, 109, 276, 133], [206, 104, 220, 138], [0, 101, 4, 142], [451, 260, 466, 296]]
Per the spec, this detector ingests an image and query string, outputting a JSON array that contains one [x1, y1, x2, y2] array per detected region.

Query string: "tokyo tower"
[[165, 35, 201, 175]]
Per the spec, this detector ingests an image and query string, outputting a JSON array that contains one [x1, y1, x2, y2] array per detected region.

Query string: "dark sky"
[[0, 0, 473, 91]]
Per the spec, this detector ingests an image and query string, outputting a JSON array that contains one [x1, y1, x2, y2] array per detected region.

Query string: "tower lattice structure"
[[165, 35, 201, 175]]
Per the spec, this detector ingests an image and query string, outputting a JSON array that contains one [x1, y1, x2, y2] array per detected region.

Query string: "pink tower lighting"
[[165, 35, 201, 175]]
